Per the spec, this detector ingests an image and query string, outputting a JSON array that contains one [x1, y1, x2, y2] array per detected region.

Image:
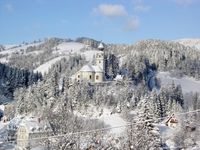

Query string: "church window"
[[78, 75, 80, 78], [89, 75, 92, 79], [96, 75, 99, 80]]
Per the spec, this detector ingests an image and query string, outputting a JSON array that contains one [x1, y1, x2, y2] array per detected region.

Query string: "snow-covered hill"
[[175, 39, 200, 51], [34, 56, 67, 75], [74, 105, 126, 135], [0, 41, 43, 55], [1, 40, 102, 75], [157, 71, 200, 93], [53, 42, 85, 55], [0, 41, 44, 64]]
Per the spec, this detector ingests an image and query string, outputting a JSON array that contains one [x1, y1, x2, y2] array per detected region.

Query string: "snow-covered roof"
[[92, 65, 103, 72], [98, 43, 104, 50], [18, 117, 52, 133], [80, 64, 95, 72], [79, 64, 103, 73]]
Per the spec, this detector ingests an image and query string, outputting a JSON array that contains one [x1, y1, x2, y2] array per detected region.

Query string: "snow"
[[80, 64, 103, 72], [0, 57, 8, 63], [175, 38, 200, 51], [80, 64, 95, 72], [98, 43, 104, 49], [74, 105, 127, 135], [0, 42, 43, 55], [81, 50, 100, 62], [33, 42, 103, 75], [34, 56, 67, 75], [53, 42, 85, 55], [0, 105, 5, 112], [118, 55, 126, 67], [157, 124, 177, 149], [100, 108, 126, 134], [157, 71, 200, 93], [4, 44, 17, 49], [53, 42, 103, 62]]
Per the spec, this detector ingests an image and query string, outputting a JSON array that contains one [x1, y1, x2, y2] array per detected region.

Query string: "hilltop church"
[[70, 43, 105, 83]]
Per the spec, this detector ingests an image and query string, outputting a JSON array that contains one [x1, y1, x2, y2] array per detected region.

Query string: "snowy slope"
[[34, 56, 67, 75], [53, 42, 85, 55], [53, 42, 102, 62], [175, 39, 200, 51], [0, 42, 43, 55], [74, 105, 126, 135], [157, 72, 200, 93], [4, 44, 17, 49]]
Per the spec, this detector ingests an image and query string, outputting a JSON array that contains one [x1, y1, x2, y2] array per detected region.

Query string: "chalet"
[[70, 43, 105, 83], [165, 114, 178, 127]]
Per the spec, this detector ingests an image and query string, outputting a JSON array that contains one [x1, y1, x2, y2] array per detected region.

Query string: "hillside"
[[175, 38, 200, 51], [0, 38, 200, 149]]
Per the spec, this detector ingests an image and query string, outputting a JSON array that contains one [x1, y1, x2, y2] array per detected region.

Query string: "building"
[[165, 114, 178, 127], [16, 117, 52, 150], [70, 43, 105, 83]]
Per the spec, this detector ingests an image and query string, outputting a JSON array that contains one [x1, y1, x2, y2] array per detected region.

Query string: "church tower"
[[96, 42, 105, 71]]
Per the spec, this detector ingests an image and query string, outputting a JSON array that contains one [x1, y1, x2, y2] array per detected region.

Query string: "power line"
[[16, 108, 200, 141]]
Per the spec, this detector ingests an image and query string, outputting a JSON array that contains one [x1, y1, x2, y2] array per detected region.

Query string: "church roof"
[[80, 64, 103, 73], [92, 65, 103, 72], [98, 43, 104, 50], [80, 64, 95, 72]]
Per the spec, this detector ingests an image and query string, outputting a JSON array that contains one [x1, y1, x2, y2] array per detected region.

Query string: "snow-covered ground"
[[4, 44, 17, 50], [0, 57, 8, 63], [34, 56, 67, 75], [53, 42, 85, 55], [157, 124, 176, 149], [157, 72, 200, 93], [74, 105, 127, 135], [0, 42, 43, 55]]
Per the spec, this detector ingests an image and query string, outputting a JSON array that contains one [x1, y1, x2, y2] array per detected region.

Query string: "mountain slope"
[[175, 38, 200, 51]]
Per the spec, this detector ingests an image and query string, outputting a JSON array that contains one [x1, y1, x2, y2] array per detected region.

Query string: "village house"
[[70, 43, 105, 83], [165, 114, 178, 127], [16, 117, 52, 150]]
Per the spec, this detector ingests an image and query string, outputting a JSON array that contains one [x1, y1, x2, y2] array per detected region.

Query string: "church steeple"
[[96, 42, 105, 72], [98, 42, 104, 51]]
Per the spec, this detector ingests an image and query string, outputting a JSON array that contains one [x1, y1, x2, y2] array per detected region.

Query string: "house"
[[70, 43, 105, 83], [16, 117, 52, 150], [165, 114, 178, 127]]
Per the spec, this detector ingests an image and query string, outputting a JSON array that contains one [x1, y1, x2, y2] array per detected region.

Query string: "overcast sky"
[[0, 0, 200, 44]]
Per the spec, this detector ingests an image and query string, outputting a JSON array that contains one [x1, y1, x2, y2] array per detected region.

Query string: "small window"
[[99, 61, 101, 63], [96, 75, 99, 80], [77, 75, 80, 78], [89, 75, 92, 79]]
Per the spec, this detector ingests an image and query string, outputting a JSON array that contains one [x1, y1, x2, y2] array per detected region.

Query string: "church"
[[70, 43, 105, 83]]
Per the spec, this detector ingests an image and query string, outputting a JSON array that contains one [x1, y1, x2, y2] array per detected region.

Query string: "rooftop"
[[80, 64, 103, 73]]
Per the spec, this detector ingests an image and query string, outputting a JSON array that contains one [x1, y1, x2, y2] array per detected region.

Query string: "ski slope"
[[157, 72, 200, 93], [34, 56, 67, 75], [53, 42, 85, 55]]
